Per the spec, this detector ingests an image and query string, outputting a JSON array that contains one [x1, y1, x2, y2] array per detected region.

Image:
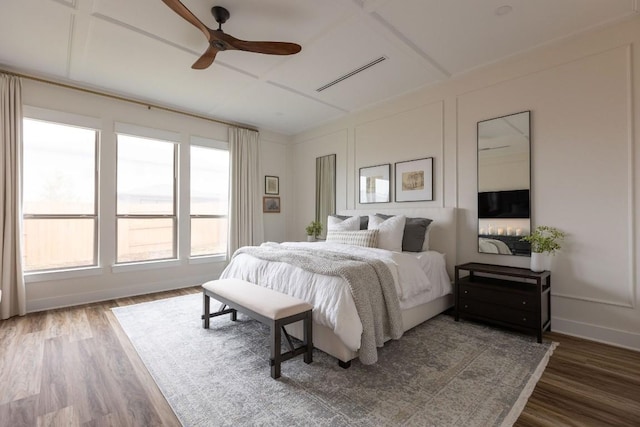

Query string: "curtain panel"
[[0, 74, 26, 319], [228, 127, 263, 256]]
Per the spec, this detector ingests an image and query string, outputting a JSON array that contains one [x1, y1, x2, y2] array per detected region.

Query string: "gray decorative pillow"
[[325, 230, 379, 248], [376, 214, 433, 252], [331, 214, 368, 230]]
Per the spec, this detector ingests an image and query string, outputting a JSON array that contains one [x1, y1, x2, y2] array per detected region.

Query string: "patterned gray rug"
[[112, 293, 556, 427]]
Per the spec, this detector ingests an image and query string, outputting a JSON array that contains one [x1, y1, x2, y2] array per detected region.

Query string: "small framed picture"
[[265, 175, 279, 195], [359, 164, 391, 204], [395, 157, 433, 202], [263, 196, 281, 213]]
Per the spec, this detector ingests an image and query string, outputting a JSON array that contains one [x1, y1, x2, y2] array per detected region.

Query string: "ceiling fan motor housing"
[[212, 6, 230, 26]]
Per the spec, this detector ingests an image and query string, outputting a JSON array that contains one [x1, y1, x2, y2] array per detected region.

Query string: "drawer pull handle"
[[464, 290, 468, 294], [464, 305, 468, 309], [522, 317, 527, 322], [522, 301, 526, 305]]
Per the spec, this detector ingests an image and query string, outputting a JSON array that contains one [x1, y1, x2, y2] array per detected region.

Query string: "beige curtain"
[[315, 154, 336, 239], [228, 127, 263, 256], [0, 74, 26, 319]]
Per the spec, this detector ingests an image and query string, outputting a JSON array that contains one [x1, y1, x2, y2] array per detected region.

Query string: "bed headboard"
[[338, 208, 457, 278]]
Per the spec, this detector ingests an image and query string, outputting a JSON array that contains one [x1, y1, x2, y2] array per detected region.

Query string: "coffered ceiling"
[[0, 0, 636, 135]]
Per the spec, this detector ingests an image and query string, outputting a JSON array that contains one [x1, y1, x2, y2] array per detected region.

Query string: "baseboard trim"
[[552, 316, 640, 351], [26, 275, 215, 313]]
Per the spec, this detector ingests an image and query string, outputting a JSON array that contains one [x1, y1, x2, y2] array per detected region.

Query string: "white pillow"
[[325, 230, 379, 248], [327, 215, 360, 231], [422, 227, 432, 251], [368, 214, 406, 252]]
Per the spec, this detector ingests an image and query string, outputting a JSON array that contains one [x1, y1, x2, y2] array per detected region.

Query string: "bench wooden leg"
[[203, 291, 237, 327], [203, 293, 210, 329], [270, 320, 282, 379], [303, 312, 313, 364]]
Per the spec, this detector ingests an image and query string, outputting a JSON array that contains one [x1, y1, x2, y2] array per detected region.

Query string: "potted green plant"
[[305, 221, 323, 242], [521, 225, 566, 272]]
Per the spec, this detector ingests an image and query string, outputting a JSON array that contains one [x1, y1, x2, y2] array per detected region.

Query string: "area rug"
[[112, 293, 556, 427]]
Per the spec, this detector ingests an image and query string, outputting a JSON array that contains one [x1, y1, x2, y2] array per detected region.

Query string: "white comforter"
[[220, 242, 451, 352]]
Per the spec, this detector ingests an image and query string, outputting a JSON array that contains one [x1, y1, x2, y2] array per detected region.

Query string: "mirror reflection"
[[477, 111, 531, 256], [316, 154, 336, 239]]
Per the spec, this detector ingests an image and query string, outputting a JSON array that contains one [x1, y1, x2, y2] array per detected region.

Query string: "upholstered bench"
[[202, 278, 313, 379]]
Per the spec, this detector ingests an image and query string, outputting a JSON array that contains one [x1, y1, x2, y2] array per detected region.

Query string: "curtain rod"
[[1, 69, 258, 132]]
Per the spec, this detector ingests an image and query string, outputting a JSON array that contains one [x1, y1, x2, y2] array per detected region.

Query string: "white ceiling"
[[0, 0, 637, 135]]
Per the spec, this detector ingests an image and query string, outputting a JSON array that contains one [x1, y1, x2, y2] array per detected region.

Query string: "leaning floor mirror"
[[316, 154, 336, 239], [477, 111, 531, 256]]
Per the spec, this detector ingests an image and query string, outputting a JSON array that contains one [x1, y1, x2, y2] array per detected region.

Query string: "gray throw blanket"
[[229, 243, 403, 364]]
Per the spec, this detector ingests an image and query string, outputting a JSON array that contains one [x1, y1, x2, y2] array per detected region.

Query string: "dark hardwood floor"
[[1, 287, 639, 426]]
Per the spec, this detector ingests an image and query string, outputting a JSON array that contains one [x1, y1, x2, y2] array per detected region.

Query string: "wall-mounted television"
[[478, 189, 530, 219]]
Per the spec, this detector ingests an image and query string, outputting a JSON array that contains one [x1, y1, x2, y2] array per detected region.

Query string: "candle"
[[497, 228, 504, 236], [480, 227, 486, 235], [507, 227, 513, 236], [515, 228, 522, 236], [488, 225, 494, 235]]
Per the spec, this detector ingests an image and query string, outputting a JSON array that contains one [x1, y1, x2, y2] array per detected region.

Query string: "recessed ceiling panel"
[[209, 81, 345, 134], [0, 0, 72, 76], [375, 0, 636, 75], [72, 18, 256, 115], [269, 16, 441, 111]]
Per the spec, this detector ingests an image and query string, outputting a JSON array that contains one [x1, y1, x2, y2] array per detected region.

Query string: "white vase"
[[530, 252, 545, 272], [307, 235, 316, 242]]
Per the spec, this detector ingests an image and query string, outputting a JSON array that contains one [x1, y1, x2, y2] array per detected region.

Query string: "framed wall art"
[[265, 175, 279, 195], [395, 157, 433, 202], [263, 196, 281, 213], [359, 163, 390, 204]]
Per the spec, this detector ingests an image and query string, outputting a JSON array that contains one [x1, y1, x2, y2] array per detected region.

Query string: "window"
[[190, 144, 229, 257], [22, 118, 98, 272], [116, 134, 177, 263]]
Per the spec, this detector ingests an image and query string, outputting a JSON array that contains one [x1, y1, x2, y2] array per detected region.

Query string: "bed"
[[219, 207, 457, 366]]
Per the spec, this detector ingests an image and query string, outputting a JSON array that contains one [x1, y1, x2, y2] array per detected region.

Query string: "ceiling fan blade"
[[218, 33, 301, 55], [162, 0, 212, 41], [192, 45, 219, 69], [233, 40, 302, 55]]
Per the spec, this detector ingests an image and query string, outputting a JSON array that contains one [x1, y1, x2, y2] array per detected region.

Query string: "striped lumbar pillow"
[[325, 230, 379, 248]]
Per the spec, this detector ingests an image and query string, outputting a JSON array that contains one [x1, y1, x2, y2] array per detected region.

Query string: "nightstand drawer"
[[458, 298, 537, 328], [459, 284, 536, 312]]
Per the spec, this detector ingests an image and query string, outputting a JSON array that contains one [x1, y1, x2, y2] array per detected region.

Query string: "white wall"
[[261, 130, 290, 242], [289, 16, 640, 350], [21, 79, 290, 311]]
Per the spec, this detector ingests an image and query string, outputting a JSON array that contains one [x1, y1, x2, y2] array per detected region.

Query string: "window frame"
[[189, 138, 229, 259], [115, 132, 179, 264], [21, 112, 100, 273]]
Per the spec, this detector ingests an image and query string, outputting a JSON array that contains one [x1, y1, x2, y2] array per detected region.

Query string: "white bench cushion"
[[202, 278, 313, 320]]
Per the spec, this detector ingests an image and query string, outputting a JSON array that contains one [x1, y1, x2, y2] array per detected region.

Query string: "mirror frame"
[[477, 111, 531, 256]]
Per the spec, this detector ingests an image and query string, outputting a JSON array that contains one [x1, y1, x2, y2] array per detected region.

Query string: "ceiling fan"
[[162, 0, 302, 69]]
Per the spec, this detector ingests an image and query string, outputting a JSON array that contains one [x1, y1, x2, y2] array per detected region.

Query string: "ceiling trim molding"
[[267, 80, 349, 113]]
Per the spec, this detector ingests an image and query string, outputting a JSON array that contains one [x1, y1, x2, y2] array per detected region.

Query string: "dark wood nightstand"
[[454, 262, 551, 343]]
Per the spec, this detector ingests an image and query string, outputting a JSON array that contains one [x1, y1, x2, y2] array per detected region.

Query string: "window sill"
[[111, 259, 182, 273], [25, 266, 104, 283], [189, 254, 227, 265]]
